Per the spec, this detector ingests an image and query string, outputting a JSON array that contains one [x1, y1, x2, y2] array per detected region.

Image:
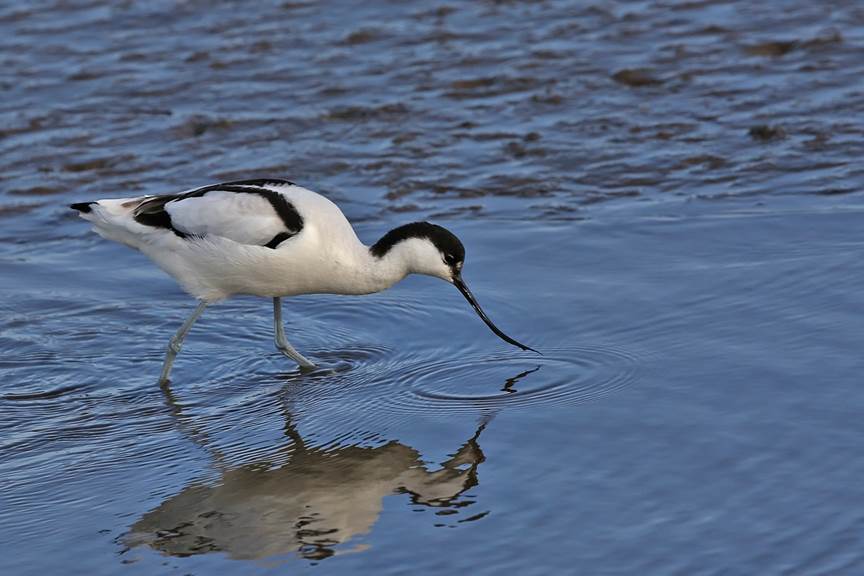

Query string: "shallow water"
[[2, 1, 864, 575]]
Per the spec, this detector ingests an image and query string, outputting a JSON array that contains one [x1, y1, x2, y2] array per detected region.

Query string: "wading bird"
[[70, 179, 537, 383]]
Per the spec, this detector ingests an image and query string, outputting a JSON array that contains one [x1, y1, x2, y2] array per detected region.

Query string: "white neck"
[[338, 237, 449, 296], [355, 247, 410, 294]]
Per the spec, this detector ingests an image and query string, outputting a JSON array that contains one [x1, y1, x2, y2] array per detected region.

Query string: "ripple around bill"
[[376, 345, 639, 415]]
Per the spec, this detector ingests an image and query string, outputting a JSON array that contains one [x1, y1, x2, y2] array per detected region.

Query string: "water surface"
[[2, 1, 864, 574]]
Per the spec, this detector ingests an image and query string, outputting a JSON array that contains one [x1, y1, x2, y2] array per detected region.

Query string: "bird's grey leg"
[[158, 301, 208, 385], [273, 297, 316, 369]]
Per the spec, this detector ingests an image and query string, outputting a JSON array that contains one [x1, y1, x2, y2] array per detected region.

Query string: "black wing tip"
[[221, 178, 296, 187], [70, 202, 95, 213]]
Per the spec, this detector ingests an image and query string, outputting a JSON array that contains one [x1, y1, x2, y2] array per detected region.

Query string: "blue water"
[[2, 1, 864, 574]]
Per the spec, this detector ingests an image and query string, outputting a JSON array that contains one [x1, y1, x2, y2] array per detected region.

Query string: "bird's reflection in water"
[[125, 374, 516, 562]]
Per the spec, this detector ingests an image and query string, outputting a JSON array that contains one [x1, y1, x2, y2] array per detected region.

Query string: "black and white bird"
[[70, 179, 537, 383]]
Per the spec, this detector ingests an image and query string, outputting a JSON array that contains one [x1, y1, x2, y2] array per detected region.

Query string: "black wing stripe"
[[133, 180, 302, 247], [264, 232, 294, 249], [133, 194, 188, 237]]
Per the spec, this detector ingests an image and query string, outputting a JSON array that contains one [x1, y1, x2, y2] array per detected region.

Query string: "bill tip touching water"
[[70, 178, 539, 383]]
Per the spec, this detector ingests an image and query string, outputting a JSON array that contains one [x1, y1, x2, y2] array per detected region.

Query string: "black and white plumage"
[[131, 179, 304, 248], [71, 178, 537, 383]]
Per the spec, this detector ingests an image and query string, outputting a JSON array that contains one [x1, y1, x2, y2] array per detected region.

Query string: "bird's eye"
[[443, 254, 455, 265]]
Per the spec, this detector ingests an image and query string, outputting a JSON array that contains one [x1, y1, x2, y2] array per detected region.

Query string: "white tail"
[[70, 196, 152, 248]]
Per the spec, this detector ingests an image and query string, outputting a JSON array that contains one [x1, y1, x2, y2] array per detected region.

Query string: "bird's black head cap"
[[371, 221, 465, 270]]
